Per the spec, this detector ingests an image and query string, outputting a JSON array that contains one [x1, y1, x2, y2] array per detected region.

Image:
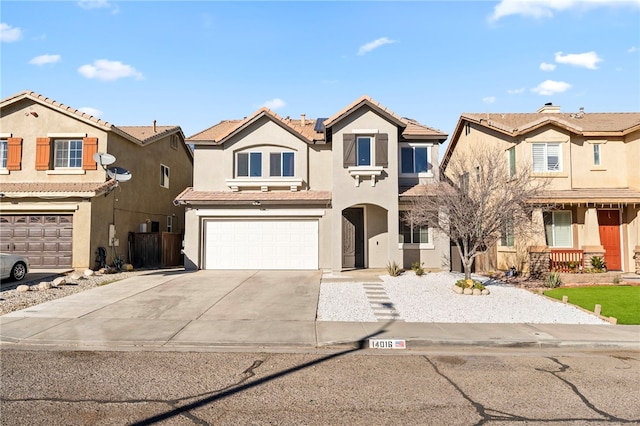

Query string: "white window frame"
[[356, 136, 372, 166], [544, 211, 573, 248], [167, 215, 173, 232], [236, 151, 262, 177], [593, 144, 601, 166], [532, 143, 562, 173], [269, 151, 295, 177], [160, 164, 170, 188], [398, 218, 434, 249], [0, 139, 7, 169], [399, 143, 432, 177], [500, 220, 514, 247], [54, 139, 83, 169]]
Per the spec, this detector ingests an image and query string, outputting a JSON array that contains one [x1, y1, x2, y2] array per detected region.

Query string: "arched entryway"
[[341, 204, 389, 269]]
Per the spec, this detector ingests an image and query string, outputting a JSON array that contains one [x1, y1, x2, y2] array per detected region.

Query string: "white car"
[[0, 253, 29, 281]]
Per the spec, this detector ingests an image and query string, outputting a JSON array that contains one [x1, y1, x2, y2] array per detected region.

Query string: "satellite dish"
[[107, 166, 132, 182], [93, 152, 116, 166]]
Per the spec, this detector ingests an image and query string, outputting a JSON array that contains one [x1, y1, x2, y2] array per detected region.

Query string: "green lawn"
[[544, 286, 640, 325]]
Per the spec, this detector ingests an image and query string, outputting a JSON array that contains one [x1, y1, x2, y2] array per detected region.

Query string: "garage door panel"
[[205, 219, 318, 270]]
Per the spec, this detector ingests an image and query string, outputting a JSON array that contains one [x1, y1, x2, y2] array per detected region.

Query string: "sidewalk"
[[1, 269, 638, 351]]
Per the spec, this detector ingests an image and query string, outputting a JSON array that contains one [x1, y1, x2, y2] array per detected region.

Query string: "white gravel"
[[317, 271, 609, 324]]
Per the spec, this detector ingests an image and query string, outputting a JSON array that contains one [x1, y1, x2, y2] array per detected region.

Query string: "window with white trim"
[[532, 143, 561, 172], [500, 220, 514, 247], [593, 144, 601, 166], [269, 152, 294, 177], [160, 164, 170, 188], [400, 145, 429, 175], [356, 136, 372, 166], [544, 211, 572, 247], [54, 139, 83, 168], [167, 215, 173, 232], [399, 219, 429, 244], [0, 139, 7, 169], [237, 152, 262, 177]]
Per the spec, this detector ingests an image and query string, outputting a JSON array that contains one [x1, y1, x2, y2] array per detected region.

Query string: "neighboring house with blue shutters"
[[176, 96, 450, 272]]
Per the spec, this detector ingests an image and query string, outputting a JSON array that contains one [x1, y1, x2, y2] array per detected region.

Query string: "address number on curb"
[[369, 339, 406, 349]]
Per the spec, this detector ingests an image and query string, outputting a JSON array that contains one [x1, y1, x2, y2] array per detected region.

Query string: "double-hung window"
[[593, 144, 601, 166], [544, 211, 572, 247], [400, 145, 429, 175], [399, 219, 429, 244], [54, 139, 83, 168], [532, 143, 561, 172], [270, 152, 294, 177], [160, 164, 170, 188], [0, 139, 7, 169], [500, 220, 514, 247], [508, 147, 516, 177], [237, 152, 262, 177], [356, 136, 372, 166]]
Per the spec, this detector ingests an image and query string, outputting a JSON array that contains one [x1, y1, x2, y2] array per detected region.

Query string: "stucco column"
[[530, 208, 547, 247], [528, 208, 550, 278], [581, 207, 605, 270]]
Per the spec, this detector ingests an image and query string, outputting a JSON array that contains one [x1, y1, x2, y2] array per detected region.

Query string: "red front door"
[[598, 210, 621, 270]]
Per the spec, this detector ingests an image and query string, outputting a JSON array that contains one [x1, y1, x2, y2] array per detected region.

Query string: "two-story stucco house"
[[175, 96, 449, 272], [443, 104, 640, 275], [0, 90, 193, 270]]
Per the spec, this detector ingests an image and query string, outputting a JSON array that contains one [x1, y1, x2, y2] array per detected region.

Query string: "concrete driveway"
[[1, 270, 323, 348]]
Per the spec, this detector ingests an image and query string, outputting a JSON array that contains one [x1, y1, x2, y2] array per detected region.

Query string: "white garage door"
[[205, 219, 318, 270]]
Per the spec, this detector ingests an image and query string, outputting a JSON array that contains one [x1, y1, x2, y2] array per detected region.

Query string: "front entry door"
[[342, 208, 364, 269], [598, 210, 621, 270]]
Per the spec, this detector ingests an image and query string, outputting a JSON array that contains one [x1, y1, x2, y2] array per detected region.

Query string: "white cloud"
[[29, 54, 61, 66], [531, 80, 572, 96], [507, 87, 526, 94], [77, 0, 119, 14], [540, 62, 556, 71], [78, 59, 143, 81], [482, 96, 496, 104], [262, 98, 286, 110], [628, 46, 638, 53], [357, 37, 395, 56], [0, 23, 22, 43], [78, 107, 103, 117], [489, 0, 640, 22], [555, 51, 602, 69]]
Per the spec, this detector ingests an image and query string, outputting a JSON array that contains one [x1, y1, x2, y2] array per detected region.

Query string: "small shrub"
[[613, 275, 621, 284], [545, 271, 562, 288], [411, 261, 425, 276], [590, 256, 606, 272], [386, 261, 402, 277], [455, 278, 483, 289]]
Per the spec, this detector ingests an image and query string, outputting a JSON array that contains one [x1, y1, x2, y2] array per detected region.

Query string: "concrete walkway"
[[1, 269, 638, 351]]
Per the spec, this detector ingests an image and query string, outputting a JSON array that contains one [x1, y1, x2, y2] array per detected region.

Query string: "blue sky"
[[2, 0, 639, 148]]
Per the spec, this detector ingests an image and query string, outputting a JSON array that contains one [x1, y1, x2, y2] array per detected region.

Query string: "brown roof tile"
[[533, 188, 640, 204], [174, 187, 332, 204], [323, 95, 407, 128], [117, 125, 182, 143], [0, 181, 117, 197], [399, 185, 437, 199]]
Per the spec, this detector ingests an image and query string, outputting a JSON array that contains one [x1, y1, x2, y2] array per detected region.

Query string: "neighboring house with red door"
[[0, 90, 193, 270], [175, 96, 450, 272], [443, 104, 640, 275]]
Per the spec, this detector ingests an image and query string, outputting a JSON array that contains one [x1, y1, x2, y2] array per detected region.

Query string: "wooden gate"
[[162, 232, 182, 267], [129, 232, 160, 269]]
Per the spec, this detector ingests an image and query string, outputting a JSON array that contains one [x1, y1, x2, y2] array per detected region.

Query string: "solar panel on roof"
[[314, 118, 328, 132]]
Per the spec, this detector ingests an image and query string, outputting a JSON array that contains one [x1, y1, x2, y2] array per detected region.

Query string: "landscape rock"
[[53, 277, 67, 286], [38, 282, 52, 290], [69, 272, 82, 281], [124, 264, 134, 272], [452, 285, 463, 294], [83, 269, 95, 277], [463, 288, 473, 295], [472, 288, 482, 295], [16, 285, 30, 293], [481, 289, 490, 295]]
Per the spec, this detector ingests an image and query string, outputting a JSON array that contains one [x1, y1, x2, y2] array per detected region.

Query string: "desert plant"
[[455, 278, 483, 289], [386, 261, 402, 277], [544, 271, 562, 288], [590, 256, 606, 272], [613, 275, 621, 284], [411, 261, 425, 276]]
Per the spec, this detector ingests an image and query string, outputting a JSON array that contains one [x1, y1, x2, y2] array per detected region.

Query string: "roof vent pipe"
[[153, 120, 157, 133]]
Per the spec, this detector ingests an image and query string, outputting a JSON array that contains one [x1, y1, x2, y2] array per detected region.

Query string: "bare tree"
[[405, 145, 548, 280]]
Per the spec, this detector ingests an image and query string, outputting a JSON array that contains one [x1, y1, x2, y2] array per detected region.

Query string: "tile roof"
[[187, 97, 447, 145], [398, 185, 437, 199], [117, 125, 183, 144], [323, 95, 407, 128], [460, 112, 640, 137], [0, 181, 117, 197], [174, 187, 332, 204], [532, 188, 640, 204]]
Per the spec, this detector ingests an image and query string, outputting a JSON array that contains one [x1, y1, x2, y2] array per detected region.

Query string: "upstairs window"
[[237, 152, 262, 177], [356, 136, 371, 166], [270, 152, 295, 177], [593, 144, 601, 166], [532, 143, 561, 172], [400, 146, 429, 175], [160, 164, 170, 188], [460, 172, 470, 194], [508, 147, 516, 177], [54, 139, 83, 168], [0, 139, 7, 168]]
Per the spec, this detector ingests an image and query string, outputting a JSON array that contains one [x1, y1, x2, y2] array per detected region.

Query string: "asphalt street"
[[1, 347, 638, 425]]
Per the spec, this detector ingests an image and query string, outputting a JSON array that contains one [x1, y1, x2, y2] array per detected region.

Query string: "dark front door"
[[342, 208, 364, 269], [598, 210, 621, 270]]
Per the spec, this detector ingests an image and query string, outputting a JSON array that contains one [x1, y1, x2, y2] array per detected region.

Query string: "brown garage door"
[[0, 215, 73, 268]]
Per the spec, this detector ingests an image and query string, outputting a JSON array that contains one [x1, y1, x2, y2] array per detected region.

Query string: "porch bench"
[[550, 249, 584, 272]]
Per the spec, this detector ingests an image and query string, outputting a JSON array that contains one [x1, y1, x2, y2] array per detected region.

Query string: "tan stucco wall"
[[626, 129, 640, 190], [330, 107, 400, 270]]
